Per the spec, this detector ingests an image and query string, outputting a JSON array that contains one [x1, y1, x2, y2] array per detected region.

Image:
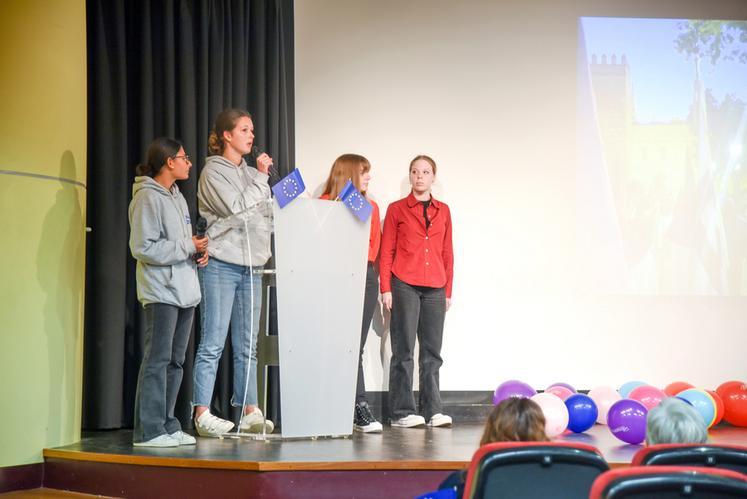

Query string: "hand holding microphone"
[[251, 146, 279, 184], [192, 217, 209, 267]]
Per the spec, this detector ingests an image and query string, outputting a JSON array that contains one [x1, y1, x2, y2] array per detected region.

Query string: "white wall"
[[294, 0, 747, 391]]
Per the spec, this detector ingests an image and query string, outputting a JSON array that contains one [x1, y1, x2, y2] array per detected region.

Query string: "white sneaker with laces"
[[170, 430, 197, 445], [195, 411, 234, 437], [427, 413, 453, 427], [133, 434, 179, 447], [239, 408, 275, 434], [390, 414, 426, 428]]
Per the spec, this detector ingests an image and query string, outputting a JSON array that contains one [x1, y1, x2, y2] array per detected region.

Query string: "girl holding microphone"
[[129, 137, 207, 447], [192, 109, 275, 437]]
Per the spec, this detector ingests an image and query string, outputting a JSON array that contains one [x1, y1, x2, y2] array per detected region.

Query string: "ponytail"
[[209, 108, 252, 155], [136, 137, 183, 178]]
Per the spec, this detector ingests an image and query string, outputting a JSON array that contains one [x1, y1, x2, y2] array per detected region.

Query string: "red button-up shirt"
[[380, 193, 454, 297]]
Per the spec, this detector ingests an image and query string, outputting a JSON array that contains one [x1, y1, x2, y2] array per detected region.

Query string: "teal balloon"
[[677, 389, 716, 427], [619, 380, 646, 399]]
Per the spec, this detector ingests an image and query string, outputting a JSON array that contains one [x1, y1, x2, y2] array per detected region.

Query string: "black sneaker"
[[354, 403, 383, 433]]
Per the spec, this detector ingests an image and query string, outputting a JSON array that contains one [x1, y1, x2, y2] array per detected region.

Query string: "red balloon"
[[664, 381, 694, 397], [706, 390, 725, 426], [721, 382, 747, 427], [716, 381, 744, 400]]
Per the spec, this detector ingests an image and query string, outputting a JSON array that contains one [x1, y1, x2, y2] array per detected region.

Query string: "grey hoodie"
[[128, 176, 201, 307], [197, 155, 272, 267]]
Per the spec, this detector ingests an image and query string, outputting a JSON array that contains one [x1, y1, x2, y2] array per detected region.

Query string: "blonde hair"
[[480, 398, 550, 446], [322, 153, 371, 198], [207, 108, 252, 155]]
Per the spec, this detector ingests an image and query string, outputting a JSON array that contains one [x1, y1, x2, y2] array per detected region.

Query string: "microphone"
[[251, 146, 280, 184], [193, 216, 207, 262]]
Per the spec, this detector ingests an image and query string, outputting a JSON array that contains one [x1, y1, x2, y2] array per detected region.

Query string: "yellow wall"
[[0, 0, 87, 467]]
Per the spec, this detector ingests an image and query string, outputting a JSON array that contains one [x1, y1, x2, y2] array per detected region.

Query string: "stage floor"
[[45, 423, 747, 471]]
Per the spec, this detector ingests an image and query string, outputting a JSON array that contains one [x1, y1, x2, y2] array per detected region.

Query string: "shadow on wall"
[[35, 150, 84, 445]]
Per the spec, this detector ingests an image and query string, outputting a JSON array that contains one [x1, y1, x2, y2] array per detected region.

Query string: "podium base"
[[219, 432, 352, 442]]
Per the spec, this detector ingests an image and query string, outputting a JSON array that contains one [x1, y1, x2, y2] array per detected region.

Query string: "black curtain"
[[83, 0, 294, 430]]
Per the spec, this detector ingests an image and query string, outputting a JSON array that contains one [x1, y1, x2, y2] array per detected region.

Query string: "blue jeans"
[[193, 257, 263, 409]]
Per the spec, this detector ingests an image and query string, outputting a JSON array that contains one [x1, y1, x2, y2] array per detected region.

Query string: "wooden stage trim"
[[42, 449, 466, 472]]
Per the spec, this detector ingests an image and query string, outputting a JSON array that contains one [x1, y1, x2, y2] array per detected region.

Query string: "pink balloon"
[[545, 385, 574, 401], [531, 392, 569, 438], [628, 385, 666, 411], [588, 386, 622, 425]]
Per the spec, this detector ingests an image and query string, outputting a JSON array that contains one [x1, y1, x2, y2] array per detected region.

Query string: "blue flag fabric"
[[338, 179, 372, 222], [272, 169, 306, 208]]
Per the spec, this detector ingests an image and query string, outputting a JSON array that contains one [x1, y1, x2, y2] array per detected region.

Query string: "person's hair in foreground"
[[480, 397, 550, 446], [646, 397, 707, 445]]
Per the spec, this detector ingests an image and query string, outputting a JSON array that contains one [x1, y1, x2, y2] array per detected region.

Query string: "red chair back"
[[589, 465, 747, 499], [632, 443, 747, 475], [462, 441, 608, 499]]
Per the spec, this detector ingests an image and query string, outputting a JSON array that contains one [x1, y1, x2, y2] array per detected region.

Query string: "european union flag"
[[338, 179, 372, 222], [272, 169, 306, 208]]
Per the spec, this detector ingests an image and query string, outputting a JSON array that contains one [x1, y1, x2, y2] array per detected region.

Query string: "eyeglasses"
[[172, 154, 191, 162]]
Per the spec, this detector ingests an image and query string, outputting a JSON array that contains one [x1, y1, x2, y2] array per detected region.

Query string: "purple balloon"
[[493, 380, 537, 405], [607, 399, 648, 445], [547, 382, 576, 393]]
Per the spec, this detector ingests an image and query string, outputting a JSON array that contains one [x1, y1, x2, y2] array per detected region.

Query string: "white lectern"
[[273, 198, 369, 438]]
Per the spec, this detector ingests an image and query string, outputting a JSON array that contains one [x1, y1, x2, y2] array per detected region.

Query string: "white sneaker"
[[195, 411, 234, 437], [427, 413, 453, 428], [239, 408, 275, 434], [133, 434, 179, 447], [390, 414, 426, 428], [170, 430, 197, 445]]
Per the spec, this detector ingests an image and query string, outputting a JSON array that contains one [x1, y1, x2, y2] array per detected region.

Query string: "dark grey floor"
[[50, 423, 747, 469]]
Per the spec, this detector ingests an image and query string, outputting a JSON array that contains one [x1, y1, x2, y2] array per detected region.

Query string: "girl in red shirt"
[[380, 155, 453, 428], [321, 154, 383, 433]]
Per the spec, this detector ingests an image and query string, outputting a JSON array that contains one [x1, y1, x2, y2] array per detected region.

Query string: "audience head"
[[480, 397, 550, 446], [646, 397, 707, 445], [322, 153, 371, 198]]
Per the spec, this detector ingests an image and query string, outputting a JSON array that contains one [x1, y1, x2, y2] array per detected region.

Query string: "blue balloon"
[[565, 393, 598, 433], [619, 380, 646, 399]]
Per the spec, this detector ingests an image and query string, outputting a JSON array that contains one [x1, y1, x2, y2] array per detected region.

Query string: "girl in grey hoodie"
[[129, 137, 208, 447], [192, 109, 275, 437]]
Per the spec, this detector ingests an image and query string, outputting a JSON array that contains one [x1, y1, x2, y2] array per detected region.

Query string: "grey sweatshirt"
[[197, 155, 272, 267], [128, 176, 201, 307]]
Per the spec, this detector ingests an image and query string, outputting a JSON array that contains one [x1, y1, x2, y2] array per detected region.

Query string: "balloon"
[[629, 385, 666, 411], [493, 380, 536, 405], [706, 390, 725, 426], [619, 380, 646, 399], [716, 381, 744, 400], [588, 386, 622, 425], [677, 388, 717, 428], [547, 382, 576, 393], [721, 382, 747, 427], [664, 381, 694, 397], [545, 385, 574, 401], [565, 393, 598, 433], [607, 399, 648, 445], [531, 392, 569, 438]]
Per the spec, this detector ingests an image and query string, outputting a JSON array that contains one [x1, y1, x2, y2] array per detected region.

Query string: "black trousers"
[[356, 263, 379, 404], [133, 303, 194, 442], [388, 275, 446, 421]]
